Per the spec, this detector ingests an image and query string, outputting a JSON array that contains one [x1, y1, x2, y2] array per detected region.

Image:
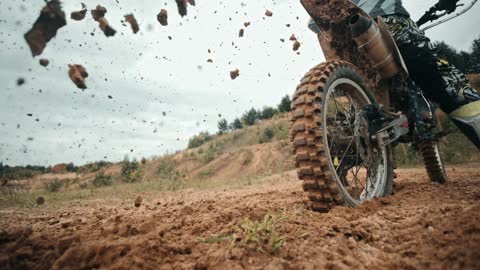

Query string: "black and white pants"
[[382, 15, 480, 114]]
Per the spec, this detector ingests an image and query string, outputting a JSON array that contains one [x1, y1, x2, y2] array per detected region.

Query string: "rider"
[[309, 0, 480, 149]]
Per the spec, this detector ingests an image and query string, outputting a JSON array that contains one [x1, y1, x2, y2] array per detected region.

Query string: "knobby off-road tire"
[[419, 141, 447, 183], [290, 60, 394, 212]]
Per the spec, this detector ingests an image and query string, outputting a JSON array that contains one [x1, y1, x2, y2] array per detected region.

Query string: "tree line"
[[187, 95, 291, 149], [434, 36, 480, 74]]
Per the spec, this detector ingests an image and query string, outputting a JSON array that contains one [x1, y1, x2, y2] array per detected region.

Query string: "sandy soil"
[[1, 166, 479, 270]]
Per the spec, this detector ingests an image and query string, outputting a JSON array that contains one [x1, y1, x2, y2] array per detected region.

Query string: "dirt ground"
[[1, 166, 479, 270]]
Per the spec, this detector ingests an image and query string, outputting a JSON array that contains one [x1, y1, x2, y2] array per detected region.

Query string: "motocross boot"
[[449, 99, 480, 149]]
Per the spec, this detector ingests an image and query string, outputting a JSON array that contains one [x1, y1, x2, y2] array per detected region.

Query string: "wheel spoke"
[[323, 79, 386, 203]]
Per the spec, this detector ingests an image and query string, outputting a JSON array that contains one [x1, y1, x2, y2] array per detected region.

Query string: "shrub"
[[188, 131, 213, 149], [46, 179, 63, 192], [66, 163, 78, 172], [92, 171, 113, 187], [156, 158, 180, 180], [156, 158, 183, 191], [121, 157, 142, 183], [259, 128, 275, 144], [276, 122, 289, 140], [203, 144, 216, 163]]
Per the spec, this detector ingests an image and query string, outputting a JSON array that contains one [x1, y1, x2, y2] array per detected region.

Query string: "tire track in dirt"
[[1, 167, 479, 269]]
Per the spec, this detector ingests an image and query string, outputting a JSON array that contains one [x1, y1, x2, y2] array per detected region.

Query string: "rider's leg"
[[383, 15, 480, 149]]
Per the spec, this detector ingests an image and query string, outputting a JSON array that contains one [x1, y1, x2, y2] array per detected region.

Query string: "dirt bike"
[[289, 0, 477, 212]]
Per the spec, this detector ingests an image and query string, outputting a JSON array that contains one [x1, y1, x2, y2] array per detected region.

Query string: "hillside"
[[2, 109, 480, 208]]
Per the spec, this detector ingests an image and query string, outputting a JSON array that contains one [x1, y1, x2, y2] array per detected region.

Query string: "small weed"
[[243, 150, 254, 165], [233, 212, 286, 254], [275, 123, 289, 140], [199, 233, 234, 244], [79, 183, 88, 189], [198, 168, 214, 178]]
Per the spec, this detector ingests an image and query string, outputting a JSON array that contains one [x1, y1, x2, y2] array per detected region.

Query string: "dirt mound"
[[1, 166, 479, 269]]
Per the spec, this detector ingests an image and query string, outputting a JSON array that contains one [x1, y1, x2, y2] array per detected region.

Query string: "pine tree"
[[259, 106, 278, 120], [229, 118, 243, 130], [468, 36, 480, 73], [278, 95, 292, 113], [242, 108, 258, 126], [217, 118, 229, 134]]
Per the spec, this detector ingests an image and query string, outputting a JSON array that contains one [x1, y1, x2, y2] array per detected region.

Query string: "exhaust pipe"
[[350, 14, 400, 78]]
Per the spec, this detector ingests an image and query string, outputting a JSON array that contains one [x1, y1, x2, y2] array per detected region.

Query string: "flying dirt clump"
[[244, 21, 251, 27], [293, 40, 301, 51], [239, 28, 244, 38], [24, 0, 66, 57], [289, 34, 297, 41], [265, 10, 273, 17], [91, 5, 116, 37], [157, 9, 168, 26], [134, 196, 142, 207], [124, 14, 139, 34], [71, 3, 87, 21], [17, 78, 25, 86], [39, 59, 49, 67], [68, 64, 88, 89], [36, 197, 45, 205], [176, 0, 188, 17], [230, 69, 240, 80]]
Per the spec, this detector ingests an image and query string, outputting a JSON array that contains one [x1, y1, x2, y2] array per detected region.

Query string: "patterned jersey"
[[351, 0, 410, 18]]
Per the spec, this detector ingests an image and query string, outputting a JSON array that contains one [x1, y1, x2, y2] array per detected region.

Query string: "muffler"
[[350, 14, 401, 78]]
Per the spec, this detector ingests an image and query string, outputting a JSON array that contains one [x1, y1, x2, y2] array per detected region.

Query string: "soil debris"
[[71, 3, 87, 21], [244, 22, 251, 27], [24, 0, 66, 57], [293, 40, 301, 51], [176, 0, 188, 17], [265, 10, 273, 17], [230, 69, 240, 80], [39, 59, 49, 67], [239, 28, 244, 38], [134, 196, 143, 207], [124, 14, 139, 34], [17, 78, 25, 86], [91, 5, 107, 21], [157, 9, 168, 26], [36, 197, 45, 205], [91, 5, 116, 37], [187, 0, 196, 6], [289, 34, 297, 41], [68, 64, 88, 90]]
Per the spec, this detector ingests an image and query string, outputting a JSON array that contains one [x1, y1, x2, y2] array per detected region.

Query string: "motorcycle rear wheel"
[[420, 140, 448, 183], [290, 60, 394, 212]]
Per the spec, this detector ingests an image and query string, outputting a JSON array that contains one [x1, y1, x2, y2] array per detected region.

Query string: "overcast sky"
[[0, 0, 479, 166]]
